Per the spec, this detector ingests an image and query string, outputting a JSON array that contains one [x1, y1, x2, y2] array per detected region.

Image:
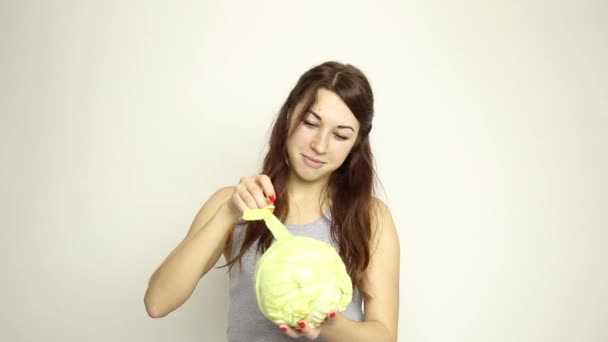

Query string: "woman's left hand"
[[278, 311, 338, 340]]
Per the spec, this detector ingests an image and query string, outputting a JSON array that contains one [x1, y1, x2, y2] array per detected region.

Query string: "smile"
[[302, 154, 326, 169]]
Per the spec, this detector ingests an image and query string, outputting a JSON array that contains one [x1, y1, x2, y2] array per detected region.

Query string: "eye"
[[303, 120, 317, 128], [334, 134, 348, 141]]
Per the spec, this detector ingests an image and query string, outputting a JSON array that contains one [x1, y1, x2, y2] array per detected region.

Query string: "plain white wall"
[[1, 1, 606, 341]]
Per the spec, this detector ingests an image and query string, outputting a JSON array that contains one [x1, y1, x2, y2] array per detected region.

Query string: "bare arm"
[[143, 186, 237, 318], [144, 175, 277, 318]]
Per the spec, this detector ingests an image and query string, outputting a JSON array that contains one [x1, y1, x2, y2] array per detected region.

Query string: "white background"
[[1, 1, 606, 341]]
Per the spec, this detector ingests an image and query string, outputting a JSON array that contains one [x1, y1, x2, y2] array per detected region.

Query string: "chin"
[[293, 167, 332, 183]]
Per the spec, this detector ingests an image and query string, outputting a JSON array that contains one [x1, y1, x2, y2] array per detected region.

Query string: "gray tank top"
[[226, 210, 364, 342]]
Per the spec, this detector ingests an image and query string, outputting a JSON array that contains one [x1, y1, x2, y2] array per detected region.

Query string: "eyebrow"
[[307, 110, 355, 132]]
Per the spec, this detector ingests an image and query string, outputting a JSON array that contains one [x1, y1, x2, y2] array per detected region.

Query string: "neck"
[[286, 173, 331, 212]]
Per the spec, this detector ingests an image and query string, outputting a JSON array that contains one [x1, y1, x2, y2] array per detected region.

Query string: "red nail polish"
[[269, 194, 276, 203], [298, 321, 306, 329], [280, 326, 288, 332], [329, 312, 337, 318]]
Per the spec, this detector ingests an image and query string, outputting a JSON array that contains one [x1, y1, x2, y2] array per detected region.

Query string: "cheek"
[[291, 127, 313, 144], [286, 133, 305, 153], [334, 143, 356, 161]]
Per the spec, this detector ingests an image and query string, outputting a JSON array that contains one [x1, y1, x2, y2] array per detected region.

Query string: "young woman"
[[144, 61, 400, 341]]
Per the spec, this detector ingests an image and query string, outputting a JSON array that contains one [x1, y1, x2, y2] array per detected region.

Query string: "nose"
[[311, 131, 328, 154]]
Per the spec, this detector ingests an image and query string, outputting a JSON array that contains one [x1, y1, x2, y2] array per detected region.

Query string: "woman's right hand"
[[224, 174, 276, 221]]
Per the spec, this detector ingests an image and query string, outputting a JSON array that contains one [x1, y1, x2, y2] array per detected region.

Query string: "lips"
[[303, 154, 325, 163], [302, 154, 326, 169]]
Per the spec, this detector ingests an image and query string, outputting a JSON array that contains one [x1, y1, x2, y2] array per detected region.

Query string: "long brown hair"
[[225, 61, 376, 301]]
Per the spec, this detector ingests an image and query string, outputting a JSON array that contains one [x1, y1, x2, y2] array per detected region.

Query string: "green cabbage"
[[242, 205, 353, 328]]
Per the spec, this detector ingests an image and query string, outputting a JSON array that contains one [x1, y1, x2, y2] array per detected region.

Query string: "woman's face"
[[286, 88, 360, 183]]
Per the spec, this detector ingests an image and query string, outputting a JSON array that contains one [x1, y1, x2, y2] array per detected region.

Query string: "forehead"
[[295, 88, 359, 129]]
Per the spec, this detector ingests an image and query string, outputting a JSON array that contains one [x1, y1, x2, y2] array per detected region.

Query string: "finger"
[[278, 324, 302, 339], [244, 180, 268, 208], [297, 321, 320, 340], [256, 174, 276, 203], [236, 184, 258, 209]]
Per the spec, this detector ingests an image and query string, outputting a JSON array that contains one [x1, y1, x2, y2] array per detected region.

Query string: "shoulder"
[[370, 197, 392, 228], [370, 197, 389, 215], [198, 186, 234, 212], [185, 186, 235, 239], [213, 186, 235, 201], [195, 186, 234, 214], [369, 197, 398, 251]]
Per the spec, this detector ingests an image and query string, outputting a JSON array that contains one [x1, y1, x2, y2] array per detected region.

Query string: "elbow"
[[145, 304, 167, 319], [378, 322, 397, 342], [144, 280, 194, 318], [144, 291, 169, 318]]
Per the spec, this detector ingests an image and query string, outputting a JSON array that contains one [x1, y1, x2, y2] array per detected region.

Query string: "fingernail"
[[280, 326, 288, 332], [269, 194, 276, 203], [298, 321, 306, 329], [329, 311, 337, 319]]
